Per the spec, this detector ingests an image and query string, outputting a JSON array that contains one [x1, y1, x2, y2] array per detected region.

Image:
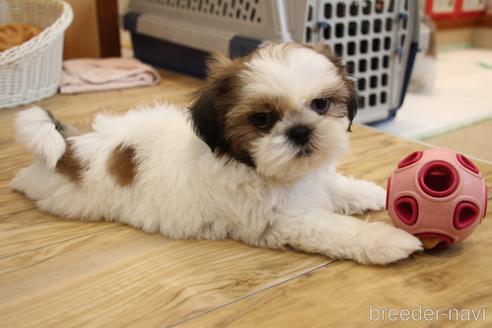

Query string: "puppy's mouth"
[[295, 144, 315, 158]]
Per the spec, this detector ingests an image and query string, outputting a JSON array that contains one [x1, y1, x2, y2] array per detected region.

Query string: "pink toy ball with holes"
[[386, 148, 488, 250]]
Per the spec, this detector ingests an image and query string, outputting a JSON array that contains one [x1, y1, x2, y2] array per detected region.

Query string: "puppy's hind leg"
[[258, 209, 422, 265], [10, 160, 67, 201]]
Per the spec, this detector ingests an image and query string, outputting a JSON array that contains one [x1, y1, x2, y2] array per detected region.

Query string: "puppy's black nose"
[[287, 125, 312, 146]]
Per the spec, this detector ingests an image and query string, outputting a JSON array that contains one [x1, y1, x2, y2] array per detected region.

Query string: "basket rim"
[[0, 0, 73, 66]]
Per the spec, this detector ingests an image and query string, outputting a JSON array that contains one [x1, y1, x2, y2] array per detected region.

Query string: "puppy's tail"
[[15, 107, 70, 169]]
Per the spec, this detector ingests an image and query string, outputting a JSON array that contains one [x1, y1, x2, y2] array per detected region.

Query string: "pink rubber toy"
[[386, 149, 488, 249]]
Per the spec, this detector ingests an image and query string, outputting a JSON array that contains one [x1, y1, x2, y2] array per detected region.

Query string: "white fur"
[[11, 46, 422, 265], [252, 107, 348, 182], [15, 107, 66, 169], [243, 46, 341, 100]]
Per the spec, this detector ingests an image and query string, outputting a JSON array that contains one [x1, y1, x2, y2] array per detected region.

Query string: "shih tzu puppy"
[[11, 43, 422, 265]]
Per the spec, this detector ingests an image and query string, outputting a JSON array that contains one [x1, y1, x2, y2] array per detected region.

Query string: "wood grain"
[[0, 209, 118, 259], [178, 130, 492, 328], [0, 69, 490, 327], [0, 224, 327, 327], [180, 239, 492, 328]]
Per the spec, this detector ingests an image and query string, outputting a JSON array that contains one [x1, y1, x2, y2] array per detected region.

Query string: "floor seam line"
[[167, 260, 340, 328]]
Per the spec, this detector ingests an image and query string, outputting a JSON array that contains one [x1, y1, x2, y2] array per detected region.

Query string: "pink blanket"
[[60, 58, 161, 94]]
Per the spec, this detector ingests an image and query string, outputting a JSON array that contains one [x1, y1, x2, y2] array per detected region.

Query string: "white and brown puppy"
[[11, 43, 422, 265]]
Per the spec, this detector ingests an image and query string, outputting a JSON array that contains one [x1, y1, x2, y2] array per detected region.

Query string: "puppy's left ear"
[[189, 84, 224, 152], [188, 53, 234, 152], [312, 43, 358, 131]]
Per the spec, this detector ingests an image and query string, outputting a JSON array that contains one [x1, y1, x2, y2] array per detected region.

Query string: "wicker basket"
[[0, 0, 73, 109]]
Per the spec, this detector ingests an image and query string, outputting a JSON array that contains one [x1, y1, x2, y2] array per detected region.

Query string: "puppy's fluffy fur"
[[11, 43, 421, 265]]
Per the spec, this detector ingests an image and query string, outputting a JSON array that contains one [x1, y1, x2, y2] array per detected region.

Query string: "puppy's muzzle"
[[287, 125, 312, 146]]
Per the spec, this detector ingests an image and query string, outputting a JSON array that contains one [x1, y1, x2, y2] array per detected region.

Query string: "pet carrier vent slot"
[[336, 2, 345, 17], [324, 3, 332, 18], [315, 0, 414, 116], [140, 0, 263, 23]]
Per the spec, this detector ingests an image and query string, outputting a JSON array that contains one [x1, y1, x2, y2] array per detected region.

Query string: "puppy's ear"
[[189, 53, 235, 152], [189, 85, 224, 152], [345, 81, 358, 132], [206, 52, 232, 78], [312, 43, 343, 67], [312, 43, 358, 131], [313, 42, 333, 56]]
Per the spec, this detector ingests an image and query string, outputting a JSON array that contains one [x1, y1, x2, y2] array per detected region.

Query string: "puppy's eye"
[[310, 97, 331, 115], [252, 112, 273, 129]]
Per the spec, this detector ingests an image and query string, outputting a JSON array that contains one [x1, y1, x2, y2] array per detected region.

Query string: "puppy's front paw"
[[359, 183, 386, 212], [356, 222, 422, 265], [341, 182, 386, 215]]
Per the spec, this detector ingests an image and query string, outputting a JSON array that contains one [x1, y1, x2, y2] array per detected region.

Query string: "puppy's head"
[[189, 43, 358, 183]]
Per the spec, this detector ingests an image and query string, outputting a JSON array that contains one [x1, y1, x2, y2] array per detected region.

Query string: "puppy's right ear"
[[189, 53, 234, 152], [312, 43, 358, 131]]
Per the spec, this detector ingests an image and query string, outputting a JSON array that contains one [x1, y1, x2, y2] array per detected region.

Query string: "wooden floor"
[[426, 118, 492, 162], [1, 70, 491, 328]]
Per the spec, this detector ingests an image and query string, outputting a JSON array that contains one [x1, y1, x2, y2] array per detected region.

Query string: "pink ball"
[[387, 149, 488, 249]]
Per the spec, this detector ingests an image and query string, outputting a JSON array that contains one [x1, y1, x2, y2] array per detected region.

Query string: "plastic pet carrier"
[[124, 0, 420, 124]]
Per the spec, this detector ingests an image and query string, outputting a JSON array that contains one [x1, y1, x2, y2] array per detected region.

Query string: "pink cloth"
[[60, 58, 161, 94]]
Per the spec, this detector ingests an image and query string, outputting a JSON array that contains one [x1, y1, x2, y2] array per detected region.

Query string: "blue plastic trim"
[[368, 40, 419, 125], [398, 41, 419, 108], [229, 36, 262, 59], [131, 33, 210, 78], [123, 11, 141, 32]]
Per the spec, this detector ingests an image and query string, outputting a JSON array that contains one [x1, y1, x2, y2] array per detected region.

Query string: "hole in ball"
[[394, 196, 418, 225], [424, 166, 452, 192], [418, 161, 459, 197], [453, 201, 479, 230], [398, 151, 422, 169], [416, 232, 454, 249], [456, 154, 480, 174]]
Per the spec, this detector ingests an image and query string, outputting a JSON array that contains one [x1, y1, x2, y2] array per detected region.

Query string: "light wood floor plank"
[[1, 70, 490, 327], [0, 228, 327, 327], [179, 234, 491, 328], [0, 209, 118, 259]]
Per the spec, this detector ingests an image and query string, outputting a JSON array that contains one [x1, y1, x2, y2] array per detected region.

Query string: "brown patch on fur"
[[56, 141, 86, 183], [107, 144, 138, 186], [189, 53, 257, 166], [223, 96, 289, 164]]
